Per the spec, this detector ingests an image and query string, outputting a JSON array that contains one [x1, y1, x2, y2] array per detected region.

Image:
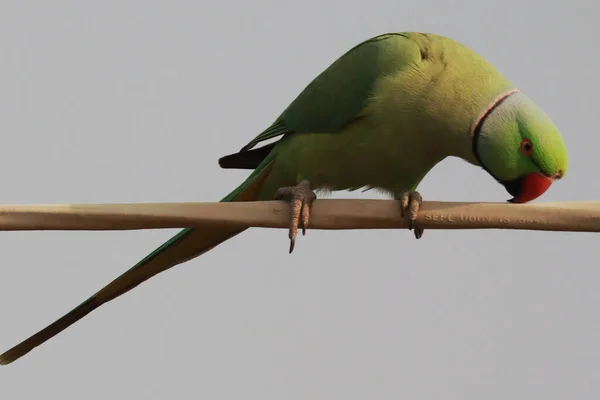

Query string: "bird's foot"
[[274, 180, 317, 253], [398, 190, 424, 239]]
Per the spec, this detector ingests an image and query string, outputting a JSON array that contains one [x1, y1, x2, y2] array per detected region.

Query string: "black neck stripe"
[[471, 90, 520, 178]]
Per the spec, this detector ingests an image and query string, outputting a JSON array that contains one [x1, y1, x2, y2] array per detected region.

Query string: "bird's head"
[[473, 90, 568, 203]]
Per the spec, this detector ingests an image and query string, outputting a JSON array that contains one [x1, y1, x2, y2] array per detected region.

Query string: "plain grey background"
[[1, 1, 599, 399]]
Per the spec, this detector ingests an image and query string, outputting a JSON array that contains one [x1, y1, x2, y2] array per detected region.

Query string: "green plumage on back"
[[0, 32, 568, 365], [241, 33, 418, 152]]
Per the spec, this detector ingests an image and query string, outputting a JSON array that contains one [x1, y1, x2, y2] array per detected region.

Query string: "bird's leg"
[[274, 180, 317, 253], [397, 190, 424, 239]]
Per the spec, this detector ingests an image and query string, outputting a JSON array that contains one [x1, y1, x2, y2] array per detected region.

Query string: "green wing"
[[239, 33, 422, 152]]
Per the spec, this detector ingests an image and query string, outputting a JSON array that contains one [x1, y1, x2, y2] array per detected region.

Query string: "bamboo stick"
[[0, 199, 597, 232]]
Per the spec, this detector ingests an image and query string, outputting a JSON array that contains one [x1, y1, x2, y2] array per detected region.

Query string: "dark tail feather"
[[0, 158, 277, 365], [0, 298, 99, 365]]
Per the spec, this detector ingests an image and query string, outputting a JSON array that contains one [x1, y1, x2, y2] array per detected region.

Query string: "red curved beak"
[[507, 172, 554, 203]]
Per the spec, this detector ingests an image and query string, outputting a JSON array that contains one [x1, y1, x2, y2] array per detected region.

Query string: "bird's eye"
[[520, 139, 533, 156]]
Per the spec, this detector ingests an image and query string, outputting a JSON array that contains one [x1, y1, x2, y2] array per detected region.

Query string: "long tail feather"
[[0, 159, 275, 365]]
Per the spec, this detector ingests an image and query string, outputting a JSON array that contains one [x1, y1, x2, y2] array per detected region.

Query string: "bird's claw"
[[275, 180, 317, 253], [399, 190, 424, 239]]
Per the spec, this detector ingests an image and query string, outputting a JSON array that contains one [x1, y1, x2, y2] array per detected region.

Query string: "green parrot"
[[0, 32, 568, 365]]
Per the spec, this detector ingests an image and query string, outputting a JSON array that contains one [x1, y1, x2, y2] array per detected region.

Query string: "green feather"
[[0, 31, 568, 365]]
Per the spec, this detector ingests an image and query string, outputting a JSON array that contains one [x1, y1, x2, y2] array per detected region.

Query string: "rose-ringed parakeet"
[[0, 32, 568, 365]]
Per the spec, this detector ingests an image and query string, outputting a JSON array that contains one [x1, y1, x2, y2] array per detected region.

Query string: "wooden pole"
[[0, 199, 597, 232]]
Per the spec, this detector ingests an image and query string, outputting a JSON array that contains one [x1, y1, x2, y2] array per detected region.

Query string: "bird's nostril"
[[554, 169, 564, 180]]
